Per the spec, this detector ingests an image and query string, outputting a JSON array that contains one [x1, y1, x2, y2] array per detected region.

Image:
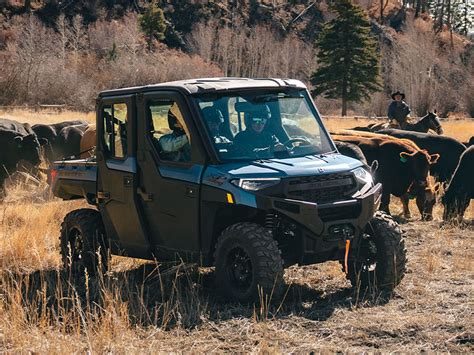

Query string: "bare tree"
[[187, 20, 316, 81], [69, 15, 87, 54], [380, 0, 389, 23]]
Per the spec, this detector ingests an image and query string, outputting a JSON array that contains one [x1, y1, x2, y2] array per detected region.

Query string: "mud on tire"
[[214, 222, 284, 302], [346, 211, 407, 293], [60, 208, 109, 276]]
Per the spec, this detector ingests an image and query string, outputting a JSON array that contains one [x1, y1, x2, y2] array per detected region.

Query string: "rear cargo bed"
[[51, 159, 97, 203]]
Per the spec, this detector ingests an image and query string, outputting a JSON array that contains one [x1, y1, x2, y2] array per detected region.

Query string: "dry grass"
[[0, 111, 473, 352], [0, 108, 95, 126]]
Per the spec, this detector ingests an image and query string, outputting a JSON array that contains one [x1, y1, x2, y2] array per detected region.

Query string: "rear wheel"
[[60, 208, 109, 276], [346, 211, 407, 293], [214, 223, 284, 302]]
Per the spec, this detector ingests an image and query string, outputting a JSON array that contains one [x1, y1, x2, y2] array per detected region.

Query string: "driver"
[[233, 106, 281, 156]]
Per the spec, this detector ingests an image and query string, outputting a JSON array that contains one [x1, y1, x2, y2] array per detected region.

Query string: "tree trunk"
[[380, 0, 389, 23], [436, 0, 445, 33], [342, 97, 347, 117], [446, 0, 453, 48], [415, 0, 421, 18], [341, 77, 348, 116], [380, 0, 384, 23], [462, 2, 468, 35]]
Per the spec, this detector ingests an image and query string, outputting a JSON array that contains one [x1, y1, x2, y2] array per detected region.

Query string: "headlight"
[[352, 167, 373, 185], [230, 178, 281, 191]]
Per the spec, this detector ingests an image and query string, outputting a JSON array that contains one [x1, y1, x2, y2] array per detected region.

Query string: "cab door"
[[96, 95, 152, 258], [136, 91, 205, 260]]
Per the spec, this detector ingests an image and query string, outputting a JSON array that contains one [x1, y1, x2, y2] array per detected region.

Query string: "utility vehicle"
[[51, 78, 406, 301]]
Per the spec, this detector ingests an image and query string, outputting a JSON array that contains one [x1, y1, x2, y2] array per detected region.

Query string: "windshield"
[[194, 89, 334, 161]]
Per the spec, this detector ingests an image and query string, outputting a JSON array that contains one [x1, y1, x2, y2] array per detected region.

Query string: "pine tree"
[[139, 1, 166, 51], [310, 0, 382, 116]]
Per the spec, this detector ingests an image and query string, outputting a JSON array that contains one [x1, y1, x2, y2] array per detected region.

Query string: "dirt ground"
[[0, 110, 472, 352]]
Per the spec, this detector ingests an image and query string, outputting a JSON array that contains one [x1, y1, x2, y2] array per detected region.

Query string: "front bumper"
[[257, 183, 382, 239]]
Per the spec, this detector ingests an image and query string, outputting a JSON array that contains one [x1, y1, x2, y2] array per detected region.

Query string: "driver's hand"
[[273, 142, 286, 151]]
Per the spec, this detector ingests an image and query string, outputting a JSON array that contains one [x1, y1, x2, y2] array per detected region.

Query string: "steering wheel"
[[280, 137, 312, 149]]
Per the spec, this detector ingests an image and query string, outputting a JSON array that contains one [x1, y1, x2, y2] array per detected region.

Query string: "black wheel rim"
[[226, 247, 253, 291]]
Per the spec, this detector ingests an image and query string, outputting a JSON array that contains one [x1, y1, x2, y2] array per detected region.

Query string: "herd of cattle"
[[0, 116, 472, 222], [0, 118, 95, 195], [332, 128, 474, 222]]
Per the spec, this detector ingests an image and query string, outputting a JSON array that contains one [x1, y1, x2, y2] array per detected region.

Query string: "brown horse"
[[354, 112, 444, 135]]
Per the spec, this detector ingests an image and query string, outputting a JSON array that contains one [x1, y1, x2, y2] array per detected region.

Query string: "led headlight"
[[352, 167, 373, 185], [230, 178, 281, 191]]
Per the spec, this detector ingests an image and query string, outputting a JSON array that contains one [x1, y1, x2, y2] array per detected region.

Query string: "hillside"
[[0, 0, 472, 116]]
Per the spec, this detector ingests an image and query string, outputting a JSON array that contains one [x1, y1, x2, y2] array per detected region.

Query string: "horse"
[[354, 112, 444, 135]]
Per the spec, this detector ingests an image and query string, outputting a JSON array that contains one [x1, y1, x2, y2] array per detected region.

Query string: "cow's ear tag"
[[400, 156, 407, 163]]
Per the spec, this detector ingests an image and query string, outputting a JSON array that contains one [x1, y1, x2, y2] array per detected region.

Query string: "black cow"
[[462, 136, 474, 147], [442, 146, 474, 221], [32, 120, 88, 141], [0, 118, 37, 136], [32, 121, 88, 161], [0, 130, 43, 197], [0, 118, 47, 171], [54, 125, 86, 160], [377, 129, 466, 183], [335, 141, 368, 164]]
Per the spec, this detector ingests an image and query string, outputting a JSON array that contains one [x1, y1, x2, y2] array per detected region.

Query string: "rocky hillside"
[[0, 0, 472, 116]]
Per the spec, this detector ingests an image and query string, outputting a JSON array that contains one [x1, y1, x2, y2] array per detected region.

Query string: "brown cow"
[[80, 124, 96, 158], [332, 132, 439, 220]]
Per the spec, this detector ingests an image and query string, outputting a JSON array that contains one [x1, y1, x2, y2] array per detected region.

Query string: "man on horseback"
[[388, 90, 411, 129]]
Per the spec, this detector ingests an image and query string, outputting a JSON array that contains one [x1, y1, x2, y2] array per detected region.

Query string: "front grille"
[[318, 203, 361, 222], [285, 173, 356, 204]]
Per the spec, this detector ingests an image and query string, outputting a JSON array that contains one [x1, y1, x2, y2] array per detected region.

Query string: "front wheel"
[[214, 223, 284, 302], [345, 211, 407, 293], [60, 208, 109, 276]]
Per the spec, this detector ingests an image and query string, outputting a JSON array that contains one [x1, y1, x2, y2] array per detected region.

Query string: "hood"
[[203, 153, 364, 185]]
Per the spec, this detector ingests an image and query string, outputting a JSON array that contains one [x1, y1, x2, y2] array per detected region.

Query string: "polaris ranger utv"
[[51, 78, 406, 302]]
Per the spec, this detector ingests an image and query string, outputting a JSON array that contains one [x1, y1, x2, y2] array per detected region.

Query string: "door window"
[[147, 100, 191, 163], [102, 103, 128, 158]]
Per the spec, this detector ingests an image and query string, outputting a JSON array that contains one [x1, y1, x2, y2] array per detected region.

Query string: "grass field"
[[0, 109, 472, 352]]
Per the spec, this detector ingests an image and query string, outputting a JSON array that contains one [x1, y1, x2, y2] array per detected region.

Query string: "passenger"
[[202, 106, 231, 144], [388, 90, 411, 130], [158, 104, 191, 162], [233, 106, 282, 156]]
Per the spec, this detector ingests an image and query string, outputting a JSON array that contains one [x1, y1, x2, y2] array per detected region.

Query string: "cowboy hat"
[[391, 91, 405, 100]]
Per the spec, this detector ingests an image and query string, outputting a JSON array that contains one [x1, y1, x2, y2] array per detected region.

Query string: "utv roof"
[[99, 77, 307, 97]]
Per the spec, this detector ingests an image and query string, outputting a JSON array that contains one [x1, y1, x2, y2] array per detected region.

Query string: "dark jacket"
[[233, 129, 278, 157], [388, 100, 411, 128]]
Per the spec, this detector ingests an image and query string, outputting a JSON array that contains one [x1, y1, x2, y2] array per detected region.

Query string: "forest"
[[0, 0, 472, 117]]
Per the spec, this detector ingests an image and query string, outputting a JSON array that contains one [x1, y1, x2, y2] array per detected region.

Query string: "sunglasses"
[[251, 118, 267, 125]]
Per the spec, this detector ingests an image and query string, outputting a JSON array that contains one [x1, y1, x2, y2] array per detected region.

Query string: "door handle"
[[137, 187, 153, 202], [97, 191, 110, 202], [185, 185, 196, 198]]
